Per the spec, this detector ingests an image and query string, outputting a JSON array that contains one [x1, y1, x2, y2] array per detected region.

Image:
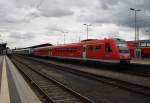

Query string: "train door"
[[129, 49, 135, 58], [48, 48, 51, 56], [104, 43, 112, 59], [96, 44, 105, 59], [82, 45, 86, 59], [135, 48, 141, 58]]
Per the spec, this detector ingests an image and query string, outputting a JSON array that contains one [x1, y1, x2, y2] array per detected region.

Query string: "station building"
[[0, 43, 7, 54]]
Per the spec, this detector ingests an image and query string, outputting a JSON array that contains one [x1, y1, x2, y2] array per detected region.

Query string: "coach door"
[[135, 48, 141, 58], [48, 48, 51, 56], [82, 45, 86, 59]]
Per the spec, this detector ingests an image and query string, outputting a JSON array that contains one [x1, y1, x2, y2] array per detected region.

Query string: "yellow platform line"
[[0, 56, 10, 103]]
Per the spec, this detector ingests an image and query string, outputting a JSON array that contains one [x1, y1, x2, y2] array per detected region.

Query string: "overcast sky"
[[0, 0, 150, 48]]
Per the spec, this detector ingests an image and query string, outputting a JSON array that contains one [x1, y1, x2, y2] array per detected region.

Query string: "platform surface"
[[0, 56, 4, 92], [0, 55, 41, 103], [0, 56, 10, 103], [131, 58, 150, 65]]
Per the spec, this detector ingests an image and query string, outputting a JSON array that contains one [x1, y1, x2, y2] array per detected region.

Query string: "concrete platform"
[[0, 56, 41, 103], [131, 58, 150, 65], [0, 56, 4, 92]]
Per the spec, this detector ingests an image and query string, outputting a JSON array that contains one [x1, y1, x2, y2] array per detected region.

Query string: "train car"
[[13, 48, 33, 55], [34, 46, 50, 57], [127, 40, 150, 58], [34, 38, 131, 63], [127, 41, 136, 58]]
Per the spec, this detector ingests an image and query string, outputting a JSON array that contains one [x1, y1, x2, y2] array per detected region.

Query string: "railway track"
[[11, 55, 150, 97], [18, 55, 150, 77], [12, 57, 94, 103]]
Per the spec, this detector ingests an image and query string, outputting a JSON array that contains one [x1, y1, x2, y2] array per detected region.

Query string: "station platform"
[[131, 58, 150, 65], [0, 55, 41, 103]]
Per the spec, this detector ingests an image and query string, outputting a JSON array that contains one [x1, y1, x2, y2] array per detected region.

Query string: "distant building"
[[0, 43, 7, 54]]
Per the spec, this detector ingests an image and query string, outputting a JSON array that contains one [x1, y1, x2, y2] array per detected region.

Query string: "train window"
[[67, 48, 69, 52], [66, 48, 68, 52], [83, 47, 86, 52], [73, 47, 77, 52], [75, 48, 76, 51], [63, 49, 65, 52], [72, 48, 76, 52], [69, 48, 71, 52], [72, 48, 75, 52], [96, 46, 100, 52], [147, 42, 150, 47], [68, 48, 70, 52], [105, 43, 112, 52], [89, 47, 94, 52], [140, 42, 146, 46]]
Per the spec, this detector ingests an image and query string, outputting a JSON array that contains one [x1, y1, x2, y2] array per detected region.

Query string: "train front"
[[115, 39, 131, 63]]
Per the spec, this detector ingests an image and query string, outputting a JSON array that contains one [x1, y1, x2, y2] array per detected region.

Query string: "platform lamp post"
[[130, 8, 141, 41], [83, 24, 92, 39]]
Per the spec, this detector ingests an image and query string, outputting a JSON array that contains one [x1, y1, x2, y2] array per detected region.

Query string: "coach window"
[[69, 48, 72, 52], [83, 47, 86, 52], [64, 48, 66, 52], [89, 46, 94, 52], [105, 43, 112, 52], [72, 48, 74, 52], [96, 46, 100, 52], [75, 47, 78, 52], [66, 48, 68, 52], [147, 42, 150, 47], [69, 48, 71, 52], [140, 42, 146, 47], [74, 48, 76, 52], [67, 48, 69, 52]]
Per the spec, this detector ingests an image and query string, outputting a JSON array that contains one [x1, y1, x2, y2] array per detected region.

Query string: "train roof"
[[34, 38, 127, 50], [128, 39, 150, 43], [13, 43, 52, 50], [50, 38, 120, 48], [127, 39, 150, 48], [27, 43, 52, 48]]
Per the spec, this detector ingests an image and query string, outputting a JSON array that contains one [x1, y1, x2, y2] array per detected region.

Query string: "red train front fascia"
[[34, 38, 131, 63]]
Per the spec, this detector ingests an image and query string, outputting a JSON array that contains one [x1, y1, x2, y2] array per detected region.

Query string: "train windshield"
[[115, 39, 129, 53]]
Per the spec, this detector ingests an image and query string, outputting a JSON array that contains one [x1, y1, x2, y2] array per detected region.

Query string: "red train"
[[34, 38, 131, 63], [127, 40, 150, 58]]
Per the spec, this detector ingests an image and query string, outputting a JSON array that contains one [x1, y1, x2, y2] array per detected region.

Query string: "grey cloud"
[[39, 8, 73, 17], [0, 0, 74, 25], [9, 32, 35, 40], [78, 0, 150, 29], [37, 0, 74, 17], [1, 0, 150, 28], [45, 25, 68, 36]]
